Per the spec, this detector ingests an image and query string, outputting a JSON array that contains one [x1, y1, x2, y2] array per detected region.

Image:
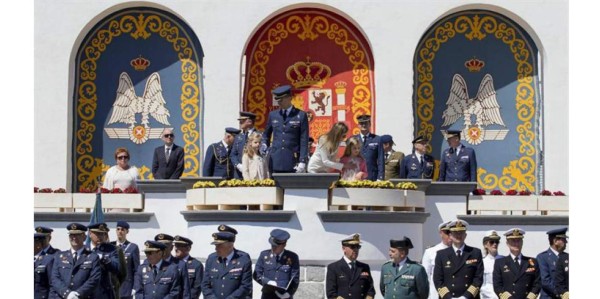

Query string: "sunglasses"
[[117, 156, 129, 160], [488, 240, 500, 244], [163, 134, 174, 138], [347, 245, 362, 249]]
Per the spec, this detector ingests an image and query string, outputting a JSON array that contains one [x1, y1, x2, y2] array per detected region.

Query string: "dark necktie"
[[166, 147, 171, 161], [385, 152, 389, 160], [282, 109, 287, 120], [219, 257, 227, 268], [350, 261, 356, 274], [72, 251, 78, 264], [514, 257, 520, 266], [420, 155, 424, 166], [456, 250, 461, 258], [362, 135, 367, 146], [152, 265, 158, 276]]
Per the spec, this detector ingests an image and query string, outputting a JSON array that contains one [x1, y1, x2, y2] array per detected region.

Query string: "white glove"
[[260, 144, 268, 156], [67, 291, 80, 299], [275, 291, 291, 298], [295, 162, 306, 173], [236, 164, 244, 172], [131, 289, 136, 296], [267, 280, 278, 286]]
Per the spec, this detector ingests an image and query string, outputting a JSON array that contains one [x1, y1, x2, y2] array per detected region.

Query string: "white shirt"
[[481, 254, 503, 299], [307, 136, 343, 173], [422, 242, 449, 299]]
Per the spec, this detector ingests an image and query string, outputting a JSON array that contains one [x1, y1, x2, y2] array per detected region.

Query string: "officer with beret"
[[493, 228, 541, 299], [35, 233, 55, 299], [35, 226, 60, 253], [253, 229, 300, 299], [203, 127, 242, 179], [554, 253, 569, 299], [381, 134, 405, 180], [154, 233, 191, 299], [380, 237, 429, 299], [88, 222, 122, 299], [173, 235, 204, 299], [51, 223, 101, 299], [400, 135, 435, 179], [134, 241, 182, 298], [326, 233, 376, 299], [438, 130, 478, 182], [202, 231, 253, 299], [352, 114, 385, 181], [536, 227, 568, 299], [433, 220, 484, 299], [110, 221, 140, 299], [421, 221, 452, 299], [261, 85, 310, 174], [481, 231, 503, 299], [232, 111, 261, 178]]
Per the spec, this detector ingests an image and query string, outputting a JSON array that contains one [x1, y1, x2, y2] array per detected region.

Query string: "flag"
[[85, 192, 105, 247]]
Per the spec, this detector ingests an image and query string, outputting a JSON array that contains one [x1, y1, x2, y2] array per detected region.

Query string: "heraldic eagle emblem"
[[106, 72, 171, 144], [442, 73, 506, 145]]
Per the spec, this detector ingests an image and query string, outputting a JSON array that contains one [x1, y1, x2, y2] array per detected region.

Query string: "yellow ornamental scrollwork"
[[75, 11, 201, 189], [417, 12, 538, 191]]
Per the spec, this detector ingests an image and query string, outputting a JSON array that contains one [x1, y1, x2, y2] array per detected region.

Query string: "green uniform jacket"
[[384, 151, 404, 180], [380, 258, 429, 299]]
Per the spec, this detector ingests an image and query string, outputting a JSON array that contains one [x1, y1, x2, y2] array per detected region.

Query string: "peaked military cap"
[[448, 219, 469, 232], [547, 227, 568, 239], [34, 233, 47, 240], [438, 221, 451, 232], [483, 230, 501, 242], [445, 130, 462, 139], [35, 226, 53, 234], [88, 222, 110, 233], [238, 111, 257, 120], [154, 233, 175, 244], [380, 134, 394, 145], [211, 232, 236, 245], [341, 233, 362, 246], [412, 135, 429, 144], [66, 223, 87, 234], [356, 114, 371, 123], [173, 235, 193, 246], [225, 127, 241, 135], [116, 220, 130, 230], [144, 240, 166, 252], [504, 228, 526, 239], [390, 236, 414, 249], [269, 229, 290, 246], [272, 85, 292, 99], [218, 224, 238, 235]]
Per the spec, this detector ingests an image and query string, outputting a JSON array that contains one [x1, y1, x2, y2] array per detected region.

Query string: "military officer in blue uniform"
[[352, 114, 384, 181], [326, 233, 376, 299], [216, 224, 251, 259], [154, 233, 191, 299], [554, 253, 568, 299], [36, 226, 60, 253], [88, 222, 122, 299], [202, 231, 253, 299], [261, 85, 310, 174], [110, 221, 140, 299], [35, 233, 55, 299], [232, 111, 261, 178], [380, 237, 429, 299], [400, 135, 435, 179], [433, 220, 484, 299], [134, 240, 182, 298], [493, 228, 541, 299], [173, 235, 204, 299], [536, 227, 568, 299], [438, 130, 478, 182], [253, 229, 300, 299], [51, 223, 101, 299], [203, 127, 241, 178]]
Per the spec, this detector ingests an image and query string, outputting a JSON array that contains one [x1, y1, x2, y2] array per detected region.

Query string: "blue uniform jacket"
[[110, 240, 140, 298], [134, 259, 181, 299], [262, 107, 309, 173], [92, 243, 121, 299], [35, 248, 57, 299], [184, 256, 204, 299], [554, 253, 569, 296], [353, 133, 385, 180], [202, 249, 253, 299], [438, 144, 477, 182], [433, 245, 484, 299], [231, 128, 261, 179], [203, 141, 234, 179], [379, 258, 429, 299], [536, 249, 560, 299], [399, 152, 435, 179], [493, 255, 540, 299], [51, 248, 101, 299], [253, 249, 300, 298]]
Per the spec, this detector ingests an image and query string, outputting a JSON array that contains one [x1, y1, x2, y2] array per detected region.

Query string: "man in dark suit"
[[536, 227, 568, 299], [232, 111, 261, 179], [326, 233, 376, 299], [134, 241, 182, 298], [173, 235, 204, 299], [111, 221, 140, 299], [262, 85, 309, 174], [380, 237, 429, 299], [493, 228, 541, 299], [352, 114, 384, 181], [433, 219, 483, 299], [203, 127, 241, 178], [152, 128, 185, 179], [438, 130, 478, 182], [202, 231, 253, 299], [253, 229, 300, 299], [35, 233, 55, 299], [400, 135, 435, 179], [51, 223, 101, 299]]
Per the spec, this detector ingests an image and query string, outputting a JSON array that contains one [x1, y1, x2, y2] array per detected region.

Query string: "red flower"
[[79, 186, 94, 193], [38, 188, 53, 193], [53, 188, 66, 193], [518, 190, 532, 196], [541, 190, 552, 196], [506, 189, 518, 195], [34, 187, 39, 193], [490, 190, 504, 195], [100, 187, 111, 193], [111, 188, 124, 193], [553, 191, 566, 196], [123, 186, 138, 194], [473, 189, 486, 195]]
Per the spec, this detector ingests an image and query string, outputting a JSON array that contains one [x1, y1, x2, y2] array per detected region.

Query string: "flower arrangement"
[[193, 181, 217, 188], [37, 188, 53, 193], [218, 179, 276, 187], [111, 188, 123, 193], [34, 187, 39, 193], [518, 190, 532, 196], [336, 180, 395, 189], [490, 190, 504, 195], [553, 191, 566, 196], [540, 190, 553, 196], [506, 189, 518, 196], [53, 188, 66, 193], [79, 186, 95, 193], [473, 189, 486, 195], [396, 182, 418, 190], [122, 186, 139, 193], [99, 187, 111, 193]]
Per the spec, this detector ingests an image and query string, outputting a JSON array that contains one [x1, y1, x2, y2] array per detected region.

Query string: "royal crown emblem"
[[218, 225, 226, 231], [286, 57, 331, 88], [131, 55, 151, 71], [464, 57, 485, 72], [512, 229, 520, 236], [158, 234, 165, 240], [71, 224, 77, 230]]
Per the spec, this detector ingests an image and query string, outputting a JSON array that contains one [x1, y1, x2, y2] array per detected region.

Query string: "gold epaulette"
[[499, 291, 512, 299], [437, 287, 450, 298], [561, 291, 569, 299], [336, 296, 344, 299], [467, 285, 479, 297], [526, 292, 537, 299], [365, 296, 374, 299]]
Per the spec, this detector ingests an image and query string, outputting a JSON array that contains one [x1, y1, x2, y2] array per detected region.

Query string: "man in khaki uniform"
[[382, 135, 404, 180]]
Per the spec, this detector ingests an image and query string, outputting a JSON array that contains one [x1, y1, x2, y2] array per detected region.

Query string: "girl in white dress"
[[242, 132, 269, 180]]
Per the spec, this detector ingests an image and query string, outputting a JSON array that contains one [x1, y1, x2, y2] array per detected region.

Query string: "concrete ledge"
[[34, 212, 154, 222], [181, 210, 296, 222], [137, 180, 186, 193], [425, 181, 477, 195], [273, 173, 339, 189], [317, 211, 430, 223], [458, 215, 569, 225]]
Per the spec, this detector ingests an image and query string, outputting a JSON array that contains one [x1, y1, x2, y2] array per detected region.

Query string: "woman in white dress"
[[481, 230, 503, 299], [307, 122, 348, 173], [103, 147, 139, 191]]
